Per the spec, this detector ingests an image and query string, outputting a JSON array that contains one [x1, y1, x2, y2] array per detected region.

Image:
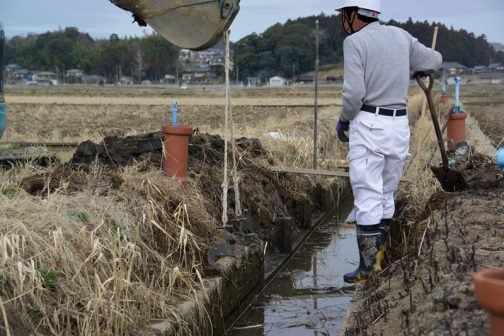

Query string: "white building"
[[66, 69, 84, 78], [269, 76, 286, 87], [33, 71, 58, 85]]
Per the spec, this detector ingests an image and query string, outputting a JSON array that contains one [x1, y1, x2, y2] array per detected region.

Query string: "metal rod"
[[313, 20, 320, 170]]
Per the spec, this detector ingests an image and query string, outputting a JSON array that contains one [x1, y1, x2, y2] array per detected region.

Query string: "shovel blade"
[[430, 166, 469, 192]]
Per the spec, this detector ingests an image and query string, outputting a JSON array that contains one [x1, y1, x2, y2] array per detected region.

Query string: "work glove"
[[412, 70, 434, 79], [336, 119, 350, 143]]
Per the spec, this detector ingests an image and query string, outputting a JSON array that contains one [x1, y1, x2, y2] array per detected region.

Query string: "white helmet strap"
[[357, 8, 379, 19], [342, 8, 358, 35], [342, 7, 377, 35]]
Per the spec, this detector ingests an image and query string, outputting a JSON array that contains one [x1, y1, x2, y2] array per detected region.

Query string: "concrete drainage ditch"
[[148, 179, 355, 336], [227, 198, 357, 335]]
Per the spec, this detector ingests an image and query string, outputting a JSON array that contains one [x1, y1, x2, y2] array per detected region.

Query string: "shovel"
[[414, 71, 468, 192]]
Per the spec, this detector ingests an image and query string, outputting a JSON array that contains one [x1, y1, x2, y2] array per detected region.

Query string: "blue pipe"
[[172, 100, 178, 126], [454, 77, 464, 114], [497, 148, 504, 169]]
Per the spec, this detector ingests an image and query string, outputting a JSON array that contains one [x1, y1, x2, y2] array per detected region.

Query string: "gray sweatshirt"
[[340, 22, 442, 121]]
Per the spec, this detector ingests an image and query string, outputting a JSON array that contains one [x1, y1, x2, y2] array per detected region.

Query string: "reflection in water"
[[229, 201, 358, 336]]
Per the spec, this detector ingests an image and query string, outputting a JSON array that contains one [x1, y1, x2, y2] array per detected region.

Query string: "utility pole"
[[176, 62, 179, 86], [313, 20, 320, 170], [137, 49, 143, 83]]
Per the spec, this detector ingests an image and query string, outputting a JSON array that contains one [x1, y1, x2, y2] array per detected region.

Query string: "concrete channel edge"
[[147, 178, 349, 336]]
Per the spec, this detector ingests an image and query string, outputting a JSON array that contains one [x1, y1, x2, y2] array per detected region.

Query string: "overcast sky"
[[1, 0, 504, 44]]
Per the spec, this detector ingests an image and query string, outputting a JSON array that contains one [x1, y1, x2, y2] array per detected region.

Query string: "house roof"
[[36, 71, 56, 76], [488, 63, 503, 69], [84, 75, 105, 80], [441, 62, 468, 70]]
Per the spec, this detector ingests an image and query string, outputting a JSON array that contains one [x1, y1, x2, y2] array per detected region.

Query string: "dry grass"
[[6, 95, 340, 107], [395, 83, 502, 257], [5, 84, 341, 99], [390, 91, 447, 256], [0, 164, 220, 335], [0, 86, 346, 335], [461, 83, 504, 147], [1, 83, 472, 335], [0, 85, 352, 335]]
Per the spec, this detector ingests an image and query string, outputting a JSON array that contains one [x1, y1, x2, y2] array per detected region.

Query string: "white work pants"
[[348, 110, 410, 225]]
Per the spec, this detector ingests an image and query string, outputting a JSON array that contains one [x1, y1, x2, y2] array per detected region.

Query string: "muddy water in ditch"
[[229, 201, 358, 336]]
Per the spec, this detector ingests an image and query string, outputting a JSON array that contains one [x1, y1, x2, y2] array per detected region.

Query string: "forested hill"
[[5, 16, 503, 82], [235, 14, 504, 79], [5, 27, 180, 81]]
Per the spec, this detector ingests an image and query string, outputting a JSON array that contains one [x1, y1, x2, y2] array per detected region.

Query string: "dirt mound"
[[71, 133, 163, 166], [21, 132, 311, 243], [343, 155, 504, 335], [455, 149, 503, 190], [69, 131, 267, 168]]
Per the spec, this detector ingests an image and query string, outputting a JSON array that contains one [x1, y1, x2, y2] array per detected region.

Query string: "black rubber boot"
[[380, 218, 392, 246], [343, 224, 385, 284]]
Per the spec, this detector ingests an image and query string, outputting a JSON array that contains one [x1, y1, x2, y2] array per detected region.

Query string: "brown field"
[[462, 83, 504, 147], [3, 85, 342, 145]]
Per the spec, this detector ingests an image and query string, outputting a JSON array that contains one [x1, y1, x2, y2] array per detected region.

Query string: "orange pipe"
[[474, 269, 504, 336], [162, 125, 193, 180], [446, 112, 467, 152]]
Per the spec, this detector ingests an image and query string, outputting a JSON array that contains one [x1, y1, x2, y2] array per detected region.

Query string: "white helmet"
[[336, 0, 381, 18]]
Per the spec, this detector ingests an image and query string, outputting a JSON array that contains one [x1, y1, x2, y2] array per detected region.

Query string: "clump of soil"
[[21, 131, 312, 242], [455, 149, 503, 190], [343, 154, 504, 335]]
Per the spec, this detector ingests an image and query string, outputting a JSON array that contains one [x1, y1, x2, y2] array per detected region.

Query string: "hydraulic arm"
[[109, 0, 240, 50]]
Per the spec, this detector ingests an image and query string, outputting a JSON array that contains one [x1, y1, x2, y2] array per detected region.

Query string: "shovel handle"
[[414, 71, 450, 168]]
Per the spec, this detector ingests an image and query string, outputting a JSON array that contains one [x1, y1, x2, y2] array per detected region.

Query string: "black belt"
[[361, 104, 407, 117]]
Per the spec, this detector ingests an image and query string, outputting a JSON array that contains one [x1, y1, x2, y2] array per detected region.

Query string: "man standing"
[[335, 0, 442, 283]]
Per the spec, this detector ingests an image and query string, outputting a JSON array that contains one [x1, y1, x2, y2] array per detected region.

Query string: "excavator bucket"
[[109, 0, 240, 50]]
